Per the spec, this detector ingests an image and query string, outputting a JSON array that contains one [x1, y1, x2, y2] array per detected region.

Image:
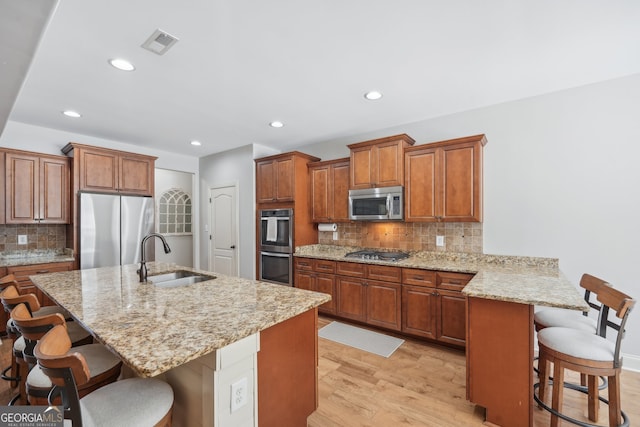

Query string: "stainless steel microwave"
[[348, 186, 404, 221]]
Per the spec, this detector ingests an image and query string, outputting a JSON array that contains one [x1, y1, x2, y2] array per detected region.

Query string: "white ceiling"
[[3, 0, 640, 157]]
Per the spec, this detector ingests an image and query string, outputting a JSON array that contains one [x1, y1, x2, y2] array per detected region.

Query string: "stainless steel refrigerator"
[[80, 192, 155, 269]]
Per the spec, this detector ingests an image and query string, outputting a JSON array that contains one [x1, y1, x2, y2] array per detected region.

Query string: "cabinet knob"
[[230, 245, 236, 249]]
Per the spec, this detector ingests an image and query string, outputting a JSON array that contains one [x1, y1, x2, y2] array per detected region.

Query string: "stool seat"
[[538, 326, 615, 362], [534, 308, 597, 333], [79, 378, 174, 427]]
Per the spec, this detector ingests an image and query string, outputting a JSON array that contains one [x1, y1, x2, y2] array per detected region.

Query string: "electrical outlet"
[[436, 235, 445, 247], [230, 377, 248, 413], [18, 235, 28, 245], [332, 231, 338, 240]]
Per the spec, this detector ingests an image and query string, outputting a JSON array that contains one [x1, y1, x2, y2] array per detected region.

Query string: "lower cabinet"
[[7, 261, 73, 307], [294, 256, 472, 348]]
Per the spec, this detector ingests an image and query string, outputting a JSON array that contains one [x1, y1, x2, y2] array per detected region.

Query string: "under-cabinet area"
[[294, 254, 472, 348]]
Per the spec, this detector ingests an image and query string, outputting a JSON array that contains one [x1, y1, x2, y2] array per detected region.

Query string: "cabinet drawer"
[[314, 259, 336, 274], [336, 261, 366, 278], [294, 258, 314, 271], [402, 268, 436, 287], [8, 262, 73, 282], [366, 264, 401, 283], [437, 271, 474, 291]]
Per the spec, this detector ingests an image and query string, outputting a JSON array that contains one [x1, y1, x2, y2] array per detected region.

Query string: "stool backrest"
[[0, 274, 18, 290], [0, 285, 42, 314], [594, 285, 636, 367], [34, 325, 91, 426], [11, 303, 67, 364]]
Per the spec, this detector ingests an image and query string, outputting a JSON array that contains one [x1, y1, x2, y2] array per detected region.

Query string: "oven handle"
[[260, 217, 290, 221], [260, 251, 292, 258]]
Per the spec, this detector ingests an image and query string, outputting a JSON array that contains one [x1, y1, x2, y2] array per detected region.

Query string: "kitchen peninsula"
[[294, 244, 589, 427], [30, 262, 331, 427]]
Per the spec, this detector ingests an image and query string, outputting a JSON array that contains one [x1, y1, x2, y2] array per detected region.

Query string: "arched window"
[[157, 188, 192, 235]]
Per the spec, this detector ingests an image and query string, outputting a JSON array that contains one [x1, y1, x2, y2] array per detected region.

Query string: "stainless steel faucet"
[[139, 233, 171, 282]]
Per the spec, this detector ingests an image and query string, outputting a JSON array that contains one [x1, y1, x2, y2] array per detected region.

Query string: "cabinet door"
[[275, 157, 294, 201], [374, 140, 404, 188], [436, 289, 466, 346], [294, 270, 314, 292], [405, 147, 438, 221], [440, 141, 481, 222], [350, 145, 374, 189], [5, 152, 38, 223], [315, 273, 336, 315], [331, 161, 350, 221], [256, 160, 276, 203], [402, 284, 437, 339], [336, 276, 366, 322], [119, 154, 154, 195], [40, 156, 69, 223], [310, 165, 330, 222], [79, 149, 119, 192], [366, 280, 401, 331]]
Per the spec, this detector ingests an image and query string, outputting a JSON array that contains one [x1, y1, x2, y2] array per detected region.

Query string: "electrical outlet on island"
[[436, 235, 445, 247]]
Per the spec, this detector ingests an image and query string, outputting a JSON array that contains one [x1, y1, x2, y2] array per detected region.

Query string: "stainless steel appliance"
[[259, 208, 293, 286], [344, 250, 409, 262], [348, 185, 404, 221], [80, 192, 155, 269]]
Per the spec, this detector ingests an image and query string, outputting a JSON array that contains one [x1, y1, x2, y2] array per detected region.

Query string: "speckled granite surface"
[[295, 244, 588, 311], [30, 262, 330, 378], [0, 249, 75, 267]]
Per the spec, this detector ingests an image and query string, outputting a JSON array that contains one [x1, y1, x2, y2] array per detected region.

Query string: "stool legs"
[[551, 362, 565, 427], [588, 375, 599, 421], [608, 372, 621, 427]]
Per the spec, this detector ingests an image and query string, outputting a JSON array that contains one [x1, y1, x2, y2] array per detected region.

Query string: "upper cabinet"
[[255, 152, 320, 204], [348, 134, 415, 189], [308, 158, 350, 223], [4, 149, 70, 224], [62, 143, 156, 196], [405, 134, 486, 222]]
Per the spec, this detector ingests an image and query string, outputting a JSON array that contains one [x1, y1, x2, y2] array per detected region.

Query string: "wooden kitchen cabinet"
[[348, 134, 415, 189], [336, 276, 367, 322], [0, 151, 5, 224], [62, 143, 156, 196], [7, 261, 73, 307], [308, 158, 350, 222], [255, 151, 320, 204], [294, 258, 336, 314], [405, 134, 486, 222], [401, 268, 471, 347], [4, 149, 70, 224]]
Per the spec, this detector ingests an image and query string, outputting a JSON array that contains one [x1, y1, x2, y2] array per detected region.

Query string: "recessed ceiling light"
[[364, 91, 383, 100], [108, 58, 135, 71], [190, 140, 201, 146], [62, 110, 81, 118], [269, 121, 284, 128]]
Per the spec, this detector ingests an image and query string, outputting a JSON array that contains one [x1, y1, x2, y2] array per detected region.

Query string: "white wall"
[[199, 144, 257, 279], [297, 73, 640, 362]]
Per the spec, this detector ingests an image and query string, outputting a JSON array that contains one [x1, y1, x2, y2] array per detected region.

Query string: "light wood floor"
[[1, 322, 638, 426], [309, 316, 640, 427]]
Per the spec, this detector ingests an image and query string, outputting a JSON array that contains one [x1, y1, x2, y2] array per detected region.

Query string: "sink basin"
[[148, 270, 216, 288]]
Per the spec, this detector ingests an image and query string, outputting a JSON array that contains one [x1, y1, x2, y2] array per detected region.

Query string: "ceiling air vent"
[[141, 29, 179, 55]]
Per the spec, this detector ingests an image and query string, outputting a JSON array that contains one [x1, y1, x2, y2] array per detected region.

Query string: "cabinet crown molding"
[[61, 142, 158, 161]]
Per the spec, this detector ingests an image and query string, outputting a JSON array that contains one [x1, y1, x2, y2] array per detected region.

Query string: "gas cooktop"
[[344, 250, 410, 262]]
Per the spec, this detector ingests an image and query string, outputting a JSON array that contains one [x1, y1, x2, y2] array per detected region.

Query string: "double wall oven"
[[259, 208, 293, 286]]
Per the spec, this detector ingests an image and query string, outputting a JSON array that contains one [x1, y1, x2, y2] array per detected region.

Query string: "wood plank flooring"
[[1, 319, 638, 426], [309, 316, 640, 427]]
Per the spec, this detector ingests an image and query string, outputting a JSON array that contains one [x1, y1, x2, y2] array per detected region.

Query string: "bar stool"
[[10, 303, 122, 406], [535, 285, 635, 427], [35, 325, 174, 426]]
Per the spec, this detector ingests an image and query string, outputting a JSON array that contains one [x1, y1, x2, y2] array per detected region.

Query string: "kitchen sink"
[[148, 270, 216, 288]]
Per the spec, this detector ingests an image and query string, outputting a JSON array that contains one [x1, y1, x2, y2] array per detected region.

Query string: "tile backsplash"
[[317, 222, 483, 253], [0, 224, 67, 253]]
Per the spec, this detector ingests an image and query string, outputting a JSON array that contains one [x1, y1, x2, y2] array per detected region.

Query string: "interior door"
[[209, 185, 238, 276]]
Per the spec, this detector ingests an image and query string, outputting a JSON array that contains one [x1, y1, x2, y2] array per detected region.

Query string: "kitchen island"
[[30, 262, 331, 427], [295, 244, 589, 427]]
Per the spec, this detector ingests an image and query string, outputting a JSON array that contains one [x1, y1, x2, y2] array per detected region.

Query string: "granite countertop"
[[295, 244, 589, 311], [0, 249, 75, 268], [30, 262, 331, 378]]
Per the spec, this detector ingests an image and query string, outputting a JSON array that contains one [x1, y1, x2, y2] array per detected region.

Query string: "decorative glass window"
[[157, 188, 192, 235]]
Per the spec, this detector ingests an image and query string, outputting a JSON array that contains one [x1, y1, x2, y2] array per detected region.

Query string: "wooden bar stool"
[[536, 285, 635, 427], [10, 303, 122, 406], [35, 325, 174, 427]]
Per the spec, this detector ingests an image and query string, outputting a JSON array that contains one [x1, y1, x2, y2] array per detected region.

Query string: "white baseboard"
[[623, 352, 640, 372]]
